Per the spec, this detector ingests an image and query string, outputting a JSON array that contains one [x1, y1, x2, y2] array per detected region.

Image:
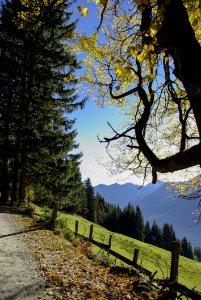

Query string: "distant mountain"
[[94, 181, 164, 208], [94, 182, 201, 245]]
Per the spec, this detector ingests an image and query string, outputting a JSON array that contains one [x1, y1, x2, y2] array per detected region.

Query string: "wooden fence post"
[[170, 241, 180, 282], [75, 220, 78, 238], [133, 249, 139, 266], [108, 235, 112, 249], [89, 224, 93, 240]]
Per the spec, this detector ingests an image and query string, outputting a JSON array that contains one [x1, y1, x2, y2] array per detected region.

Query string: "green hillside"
[[34, 205, 201, 293]]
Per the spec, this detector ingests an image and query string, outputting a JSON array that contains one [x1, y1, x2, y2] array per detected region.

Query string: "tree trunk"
[[49, 201, 59, 230], [0, 122, 10, 205], [158, 0, 201, 136], [1, 156, 9, 205], [11, 155, 20, 206], [134, 0, 201, 180], [18, 143, 27, 205]]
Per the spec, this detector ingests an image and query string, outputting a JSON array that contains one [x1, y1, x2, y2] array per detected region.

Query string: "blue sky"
[[70, 4, 138, 186], [72, 100, 133, 186]]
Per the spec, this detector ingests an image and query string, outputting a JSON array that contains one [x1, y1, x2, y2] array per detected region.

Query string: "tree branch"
[[109, 83, 138, 100]]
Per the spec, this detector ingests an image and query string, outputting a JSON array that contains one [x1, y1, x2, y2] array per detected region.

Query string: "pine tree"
[[104, 204, 121, 233], [85, 178, 97, 222], [180, 237, 194, 259], [96, 193, 106, 226], [144, 221, 152, 243], [119, 203, 135, 237], [162, 223, 176, 250], [194, 246, 201, 262], [150, 221, 162, 246], [133, 206, 144, 241], [0, 0, 85, 211]]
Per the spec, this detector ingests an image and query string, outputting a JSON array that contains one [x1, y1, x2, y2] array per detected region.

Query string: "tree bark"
[[0, 121, 10, 205], [49, 201, 59, 230], [136, 0, 201, 178], [18, 143, 27, 205], [1, 156, 9, 204], [11, 155, 20, 206], [157, 0, 201, 136]]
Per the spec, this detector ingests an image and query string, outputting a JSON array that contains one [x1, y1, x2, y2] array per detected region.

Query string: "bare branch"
[[96, 1, 108, 32]]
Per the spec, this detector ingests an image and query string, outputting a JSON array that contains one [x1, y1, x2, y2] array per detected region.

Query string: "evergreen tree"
[[162, 223, 176, 251], [104, 204, 121, 233], [0, 0, 85, 210], [144, 221, 152, 244], [96, 193, 106, 226], [85, 178, 97, 222], [133, 206, 144, 241], [180, 237, 194, 259], [194, 246, 201, 262], [150, 221, 162, 246], [119, 203, 135, 237], [76, 182, 88, 218]]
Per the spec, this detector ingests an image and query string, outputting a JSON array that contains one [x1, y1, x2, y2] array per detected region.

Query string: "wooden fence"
[[72, 220, 201, 300]]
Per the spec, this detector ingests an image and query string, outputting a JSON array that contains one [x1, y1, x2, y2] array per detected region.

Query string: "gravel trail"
[[0, 212, 45, 300]]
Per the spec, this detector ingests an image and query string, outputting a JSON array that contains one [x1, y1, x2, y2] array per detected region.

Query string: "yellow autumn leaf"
[[147, 74, 155, 82], [81, 7, 88, 17], [128, 46, 137, 57], [137, 52, 147, 62], [148, 44, 155, 51], [115, 67, 123, 77]]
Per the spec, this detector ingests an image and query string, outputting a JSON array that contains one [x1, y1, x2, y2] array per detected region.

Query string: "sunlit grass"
[[32, 204, 201, 292]]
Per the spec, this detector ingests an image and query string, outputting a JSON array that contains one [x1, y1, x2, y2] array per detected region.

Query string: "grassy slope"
[[34, 205, 201, 292]]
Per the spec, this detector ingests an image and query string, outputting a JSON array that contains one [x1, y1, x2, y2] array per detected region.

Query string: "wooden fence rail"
[[72, 220, 201, 300]]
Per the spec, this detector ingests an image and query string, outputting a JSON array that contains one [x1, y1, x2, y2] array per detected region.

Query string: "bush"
[[57, 218, 68, 229], [40, 206, 52, 226], [63, 228, 74, 242], [22, 205, 35, 217]]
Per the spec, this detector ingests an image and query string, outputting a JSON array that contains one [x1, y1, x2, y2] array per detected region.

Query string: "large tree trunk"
[[1, 156, 9, 205], [134, 0, 201, 181], [157, 0, 201, 136], [49, 201, 60, 230], [11, 155, 20, 206], [18, 143, 27, 205], [0, 121, 10, 205]]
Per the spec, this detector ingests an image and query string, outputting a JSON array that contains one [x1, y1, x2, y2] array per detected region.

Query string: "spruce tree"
[[85, 178, 97, 222], [0, 0, 85, 211], [144, 221, 152, 243], [162, 223, 176, 250], [119, 203, 135, 237], [104, 204, 121, 233], [180, 237, 194, 259], [150, 221, 162, 246], [133, 206, 144, 241], [194, 246, 201, 261], [96, 193, 106, 226]]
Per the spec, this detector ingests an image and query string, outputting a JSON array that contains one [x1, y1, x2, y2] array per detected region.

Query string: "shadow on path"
[[0, 226, 42, 239], [0, 281, 44, 300], [0, 205, 27, 214]]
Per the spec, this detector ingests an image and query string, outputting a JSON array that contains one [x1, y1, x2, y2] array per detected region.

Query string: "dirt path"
[[0, 212, 45, 300], [0, 212, 162, 300]]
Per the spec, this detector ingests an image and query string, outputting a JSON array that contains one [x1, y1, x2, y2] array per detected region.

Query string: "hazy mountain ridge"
[[95, 181, 165, 207], [94, 182, 201, 245]]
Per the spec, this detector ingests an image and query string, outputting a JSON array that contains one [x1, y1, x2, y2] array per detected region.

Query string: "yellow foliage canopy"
[[73, 0, 200, 183]]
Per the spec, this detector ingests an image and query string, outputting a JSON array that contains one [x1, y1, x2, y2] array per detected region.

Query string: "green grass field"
[[33, 205, 201, 292]]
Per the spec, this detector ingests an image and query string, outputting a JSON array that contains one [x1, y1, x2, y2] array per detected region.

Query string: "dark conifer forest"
[[0, 0, 85, 226]]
